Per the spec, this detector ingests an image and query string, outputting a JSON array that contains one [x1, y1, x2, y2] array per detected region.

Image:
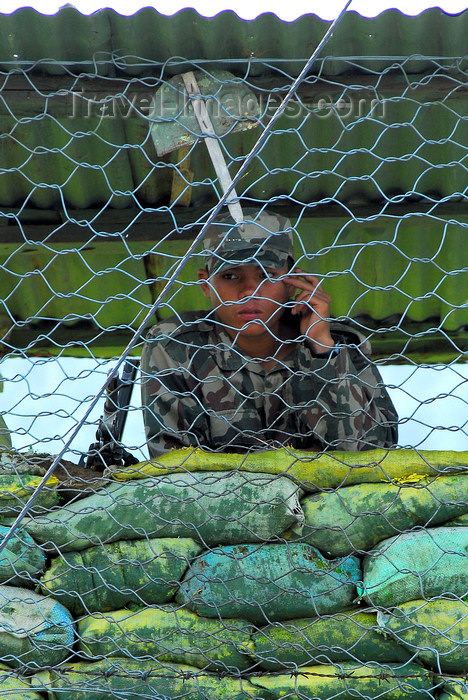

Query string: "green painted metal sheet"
[[0, 7, 466, 76], [1, 213, 465, 333], [0, 6, 112, 75], [0, 6, 465, 355]]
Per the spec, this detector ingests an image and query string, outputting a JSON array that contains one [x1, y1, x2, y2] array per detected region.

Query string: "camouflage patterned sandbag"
[[252, 609, 411, 670], [0, 662, 43, 699], [0, 524, 46, 586], [250, 662, 434, 699], [0, 584, 74, 670], [41, 537, 202, 615], [31, 658, 273, 700], [298, 473, 468, 557], [78, 605, 254, 672], [360, 527, 468, 607], [177, 543, 361, 625], [23, 470, 303, 552], [378, 599, 468, 673]]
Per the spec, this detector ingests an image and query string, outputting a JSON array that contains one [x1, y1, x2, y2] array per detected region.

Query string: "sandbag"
[[378, 599, 468, 674], [445, 513, 468, 527], [41, 536, 202, 615], [78, 605, 254, 672], [0, 473, 58, 520], [360, 527, 468, 607], [0, 584, 74, 670], [177, 543, 361, 625], [31, 659, 273, 700], [439, 679, 468, 699], [110, 446, 468, 492], [0, 662, 42, 699], [250, 662, 434, 699], [252, 609, 411, 670], [0, 524, 45, 586], [23, 470, 303, 552], [299, 473, 468, 557]]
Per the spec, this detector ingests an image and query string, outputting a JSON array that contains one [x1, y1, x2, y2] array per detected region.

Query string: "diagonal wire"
[[0, 0, 353, 556]]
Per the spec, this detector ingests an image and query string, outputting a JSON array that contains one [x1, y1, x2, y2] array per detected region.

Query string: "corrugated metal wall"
[[0, 6, 466, 357]]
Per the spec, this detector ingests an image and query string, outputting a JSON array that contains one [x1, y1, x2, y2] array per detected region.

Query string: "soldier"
[[141, 209, 398, 456]]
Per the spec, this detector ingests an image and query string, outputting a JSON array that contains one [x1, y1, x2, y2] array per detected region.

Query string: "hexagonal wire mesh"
[[0, 8, 467, 698]]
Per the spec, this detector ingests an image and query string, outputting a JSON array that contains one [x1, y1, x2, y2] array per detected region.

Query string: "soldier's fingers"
[[291, 287, 331, 306], [284, 271, 323, 292], [291, 290, 330, 315]]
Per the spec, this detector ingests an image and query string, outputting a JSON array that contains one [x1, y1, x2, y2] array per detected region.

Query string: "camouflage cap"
[[202, 208, 294, 276]]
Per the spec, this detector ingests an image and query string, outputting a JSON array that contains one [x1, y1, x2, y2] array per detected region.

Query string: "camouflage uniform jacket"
[[141, 310, 398, 456]]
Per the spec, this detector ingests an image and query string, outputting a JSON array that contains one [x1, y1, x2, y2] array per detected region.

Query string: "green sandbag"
[[23, 470, 303, 552], [299, 473, 468, 557], [250, 662, 434, 699], [31, 659, 273, 699], [0, 584, 74, 670], [78, 605, 254, 672], [379, 599, 468, 673], [0, 662, 42, 699], [360, 526, 468, 607], [0, 473, 58, 520], [0, 524, 45, 586], [439, 678, 468, 699], [41, 536, 202, 615], [177, 543, 361, 625], [252, 609, 411, 670], [445, 513, 468, 527]]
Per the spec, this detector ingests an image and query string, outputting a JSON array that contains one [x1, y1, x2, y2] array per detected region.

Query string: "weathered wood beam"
[[2, 201, 468, 246], [0, 73, 465, 117], [4, 320, 467, 363]]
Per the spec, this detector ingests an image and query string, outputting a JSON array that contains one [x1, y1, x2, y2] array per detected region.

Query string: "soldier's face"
[[198, 263, 293, 337]]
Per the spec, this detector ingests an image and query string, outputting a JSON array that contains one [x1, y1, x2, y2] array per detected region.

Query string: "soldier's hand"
[[283, 269, 335, 354]]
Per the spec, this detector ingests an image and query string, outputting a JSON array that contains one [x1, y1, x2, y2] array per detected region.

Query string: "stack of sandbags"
[[103, 448, 466, 698], [359, 526, 468, 675], [17, 469, 307, 696], [0, 453, 75, 688], [2, 447, 468, 698]]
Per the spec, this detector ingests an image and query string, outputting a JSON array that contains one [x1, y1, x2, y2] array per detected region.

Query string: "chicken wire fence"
[[0, 45, 467, 699]]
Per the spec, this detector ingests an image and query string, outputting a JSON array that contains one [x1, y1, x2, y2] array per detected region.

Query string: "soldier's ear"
[[198, 269, 211, 299]]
